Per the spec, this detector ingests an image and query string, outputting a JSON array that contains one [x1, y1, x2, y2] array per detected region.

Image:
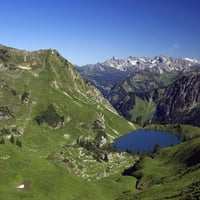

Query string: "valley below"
[[0, 45, 200, 200]]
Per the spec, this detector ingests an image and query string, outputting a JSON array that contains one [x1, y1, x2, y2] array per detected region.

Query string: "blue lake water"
[[113, 129, 180, 153]]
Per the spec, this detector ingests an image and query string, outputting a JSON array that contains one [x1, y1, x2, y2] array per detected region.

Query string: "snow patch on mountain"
[[184, 58, 199, 63]]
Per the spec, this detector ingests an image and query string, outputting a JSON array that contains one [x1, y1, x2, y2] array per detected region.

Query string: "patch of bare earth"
[[64, 134, 70, 140]]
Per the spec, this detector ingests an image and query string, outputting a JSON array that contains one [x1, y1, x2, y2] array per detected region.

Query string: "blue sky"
[[1, 0, 200, 65]]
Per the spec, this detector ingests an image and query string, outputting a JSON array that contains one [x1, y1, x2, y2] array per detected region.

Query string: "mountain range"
[[76, 55, 200, 95], [77, 55, 200, 127]]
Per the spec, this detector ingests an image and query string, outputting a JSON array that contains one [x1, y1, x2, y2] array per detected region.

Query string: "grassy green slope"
[[129, 96, 156, 125], [0, 46, 137, 200], [0, 47, 134, 147], [116, 126, 200, 200], [0, 141, 110, 200], [1, 46, 199, 200]]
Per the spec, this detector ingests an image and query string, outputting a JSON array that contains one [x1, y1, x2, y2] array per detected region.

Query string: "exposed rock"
[[99, 136, 107, 147], [152, 74, 200, 126], [0, 107, 14, 120]]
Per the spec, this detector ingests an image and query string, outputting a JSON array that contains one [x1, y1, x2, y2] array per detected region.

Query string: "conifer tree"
[[9, 134, 14, 144], [16, 138, 22, 148], [0, 138, 5, 144]]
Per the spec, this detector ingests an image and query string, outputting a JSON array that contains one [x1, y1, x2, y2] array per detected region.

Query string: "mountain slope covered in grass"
[[0, 45, 137, 200]]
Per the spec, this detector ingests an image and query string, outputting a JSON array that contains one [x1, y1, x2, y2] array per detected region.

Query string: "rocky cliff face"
[[152, 74, 200, 126]]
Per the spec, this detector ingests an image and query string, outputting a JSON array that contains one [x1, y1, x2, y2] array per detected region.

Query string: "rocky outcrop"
[[0, 107, 14, 120], [152, 74, 200, 126]]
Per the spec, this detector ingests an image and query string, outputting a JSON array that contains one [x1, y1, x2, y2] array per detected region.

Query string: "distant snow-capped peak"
[[184, 57, 199, 63], [97, 55, 200, 73]]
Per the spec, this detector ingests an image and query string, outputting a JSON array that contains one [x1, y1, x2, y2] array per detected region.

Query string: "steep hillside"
[[107, 73, 200, 127], [111, 70, 179, 93], [103, 69, 180, 124], [0, 45, 133, 136], [0, 45, 137, 200], [152, 74, 200, 126]]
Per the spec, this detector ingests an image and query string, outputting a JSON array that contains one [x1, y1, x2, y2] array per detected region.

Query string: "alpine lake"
[[113, 129, 180, 153]]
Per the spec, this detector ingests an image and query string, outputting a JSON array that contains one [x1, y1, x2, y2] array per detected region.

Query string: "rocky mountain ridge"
[[76, 55, 200, 95], [100, 55, 199, 73]]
